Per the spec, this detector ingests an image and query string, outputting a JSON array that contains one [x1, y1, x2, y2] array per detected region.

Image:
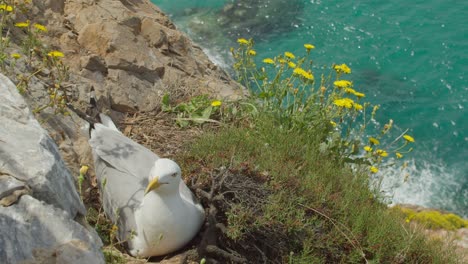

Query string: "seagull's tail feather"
[[66, 87, 120, 136], [99, 113, 119, 132]]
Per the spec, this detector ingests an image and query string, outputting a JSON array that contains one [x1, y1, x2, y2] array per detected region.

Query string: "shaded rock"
[[0, 195, 104, 264]]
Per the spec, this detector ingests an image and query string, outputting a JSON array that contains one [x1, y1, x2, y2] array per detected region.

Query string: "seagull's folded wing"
[[89, 124, 159, 239], [89, 124, 158, 179]]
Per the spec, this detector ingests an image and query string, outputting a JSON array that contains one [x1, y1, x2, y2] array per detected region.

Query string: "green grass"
[[179, 115, 460, 263]]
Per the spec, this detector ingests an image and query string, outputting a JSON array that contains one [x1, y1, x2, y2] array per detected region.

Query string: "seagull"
[[88, 114, 205, 257]]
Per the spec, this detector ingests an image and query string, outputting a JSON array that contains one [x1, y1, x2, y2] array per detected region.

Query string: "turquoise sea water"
[[153, 0, 467, 217]]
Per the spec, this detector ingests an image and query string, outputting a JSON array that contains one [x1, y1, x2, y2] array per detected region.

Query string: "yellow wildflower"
[[333, 63, 352, 74], [284, 52, 295, 59], [364, 146, 372, 152], [353, 103, 363, 111], [278, 59, 286, 64], [370, 166, 379, 173], [333, 98, 354, 109], [33, 23, 47, 32], [79, 165, 89, 176], [288, 61, 296, 68], [333, 80, 352, 88], [344, 87, 356, 94], [248, 50, 256, 56], [47, 50, 64, 57], [403, 135, 415, 143], [211, 100, 222, 107], [354, 92, 365, 98], [302, 71, 314, 80], [293, 67, 305, 76], [369, 137, 380, 145], [0, 4, 13, 12], [304, 43, 315, 50], [376, 149, 388, 157], [237, 38, 249, 45], [330, 121, 337, 127], [263, 58, 275, 64], [15, 21, 30, 28], [396, 152, 403, 159], [11, 53, 21, 59]]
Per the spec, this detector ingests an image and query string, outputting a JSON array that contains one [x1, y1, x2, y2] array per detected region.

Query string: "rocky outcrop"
[[32, 0, 243, 113], [0, 74, 104, 264]]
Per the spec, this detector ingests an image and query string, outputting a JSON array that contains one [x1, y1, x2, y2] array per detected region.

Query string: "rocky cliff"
[[34, 0, 243, 113], [0, 0, 243, 263]]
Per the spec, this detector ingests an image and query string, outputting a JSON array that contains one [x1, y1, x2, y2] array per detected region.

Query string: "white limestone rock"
[[0, 74, 104, 263]]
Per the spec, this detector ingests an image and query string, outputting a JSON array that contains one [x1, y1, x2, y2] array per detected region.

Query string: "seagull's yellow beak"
[[144, 177, 161, 195]]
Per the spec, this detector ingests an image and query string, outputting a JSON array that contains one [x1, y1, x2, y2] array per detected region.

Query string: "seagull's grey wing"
[[89, 124, 159, 240], [89, 124, 158, 179], [94, 155, 145, 241]]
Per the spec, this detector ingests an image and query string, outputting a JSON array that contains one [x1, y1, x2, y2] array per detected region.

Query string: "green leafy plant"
[[162, 94, 223, 127]]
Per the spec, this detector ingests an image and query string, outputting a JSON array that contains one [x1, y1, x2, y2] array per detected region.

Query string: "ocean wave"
[[376, 158, 467, 218]]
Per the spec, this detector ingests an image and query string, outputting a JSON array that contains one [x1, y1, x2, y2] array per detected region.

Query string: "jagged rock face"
[[34, 0, 243, 113], [0, 74, 104, 264]]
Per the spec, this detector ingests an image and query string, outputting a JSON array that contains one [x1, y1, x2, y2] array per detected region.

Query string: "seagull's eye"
[[171, 173, 177, 178]]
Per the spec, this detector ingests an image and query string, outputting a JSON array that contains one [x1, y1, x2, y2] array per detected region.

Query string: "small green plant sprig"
[[161, 94, 225, 127], [231, 38, 414, 174]]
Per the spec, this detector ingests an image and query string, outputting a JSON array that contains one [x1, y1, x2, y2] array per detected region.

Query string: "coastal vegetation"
[[166, 39, 461, 263], [1, 1, 464, 263]]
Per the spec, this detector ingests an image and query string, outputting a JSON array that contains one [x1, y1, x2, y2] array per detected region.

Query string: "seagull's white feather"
[[89, 115, 204, 257]]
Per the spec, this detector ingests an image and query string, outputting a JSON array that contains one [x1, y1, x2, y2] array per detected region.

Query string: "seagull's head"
[[144, 158, 181, 195]]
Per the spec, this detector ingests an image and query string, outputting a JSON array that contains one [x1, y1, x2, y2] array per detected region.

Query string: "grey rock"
[[0, 74, 85, 217], [0, 175, 26, 200], [0, 195, 104, 264], [0, 74, 105, 263]]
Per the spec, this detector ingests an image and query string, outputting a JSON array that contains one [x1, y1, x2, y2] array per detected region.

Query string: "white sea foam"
[[201, 47, 232, 70], [375, 158, 467, 217]]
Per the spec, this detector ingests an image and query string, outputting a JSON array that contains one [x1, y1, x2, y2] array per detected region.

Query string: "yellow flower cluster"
[[211, 100, 222, 107], [354, 92, 365, 98], [353, 103, 363, 111], [344, 87, 356, 94], [47, 51, 64, 57], [237, 38, 250, 45], [334, 80, 366, 98], [403, 135, 415, 142], [370, 166, 379, 173], [376, 149, 388, 157], [293, 67, 314, 80], [15, 21, 30, 28], [0, 4, 13, 11], [333, 98, 354, 109], [33, 23, 47, 32], [263, 58, 275, 65], [11, 53, 21, 59], [284, 52, 295, 59], [369, 137, 380, 145], [304, 43, 315, 51], [333, 80, 352, 88], [333, 63, 351, 74]]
